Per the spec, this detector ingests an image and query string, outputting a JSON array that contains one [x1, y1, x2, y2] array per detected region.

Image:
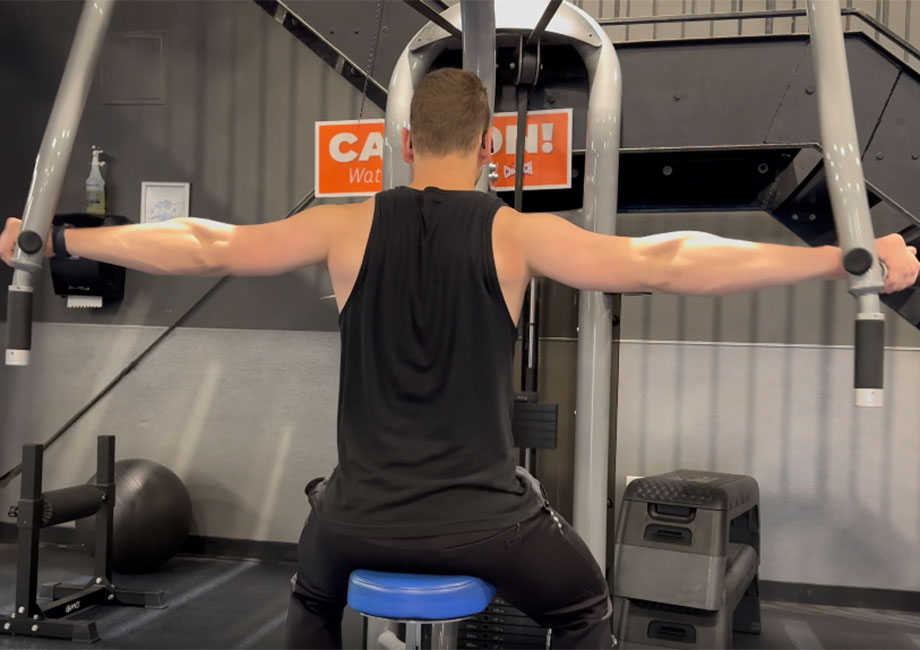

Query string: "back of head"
[[410, 69, 491, 157]]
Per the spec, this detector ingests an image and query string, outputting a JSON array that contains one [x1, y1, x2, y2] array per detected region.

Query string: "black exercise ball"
[[76, 458, 193, 573]]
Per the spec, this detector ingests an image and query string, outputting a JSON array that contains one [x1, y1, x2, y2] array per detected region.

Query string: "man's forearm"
[[62, 218, 235, 276], [647, 231, 845, 296]]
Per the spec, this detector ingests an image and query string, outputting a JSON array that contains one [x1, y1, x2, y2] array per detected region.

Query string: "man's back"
[[326, 196, 530, 320], [317, 186, 542, 537]]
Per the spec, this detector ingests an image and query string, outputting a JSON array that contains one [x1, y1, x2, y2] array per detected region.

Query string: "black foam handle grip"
[[6, 287, 33, 353], [41, 485, 104, 527], [855, 318, 884, 389]]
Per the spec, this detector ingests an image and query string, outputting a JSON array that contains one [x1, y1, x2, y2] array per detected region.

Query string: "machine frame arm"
[[460, 0, 496, 193], [6, 0, 115, 367], [805, 0, 885, 407]]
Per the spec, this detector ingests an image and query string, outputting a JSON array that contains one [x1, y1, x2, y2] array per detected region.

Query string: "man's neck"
[[408, 154, 479, 191]]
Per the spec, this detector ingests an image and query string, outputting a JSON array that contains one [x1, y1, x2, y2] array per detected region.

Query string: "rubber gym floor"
[[2, 543, 920, 649]]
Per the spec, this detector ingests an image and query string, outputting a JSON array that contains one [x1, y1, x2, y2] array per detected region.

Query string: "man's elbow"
[[193, 250, 231, 276], [638, 233, 727, 296], [650, 261, 725, 296], [636, 239, 684, 294], [198, 245, 235, 276], [186, 220, 235, 276]]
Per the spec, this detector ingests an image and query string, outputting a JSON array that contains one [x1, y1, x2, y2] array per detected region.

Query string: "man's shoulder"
[[303, 198, 374, 248], [350, 196, 376, 216], [493, 204, 522, 230], [320, 196, 376, 221]]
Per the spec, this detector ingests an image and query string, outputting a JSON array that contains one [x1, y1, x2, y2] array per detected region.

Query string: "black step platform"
[[614, 470, 761, 649]]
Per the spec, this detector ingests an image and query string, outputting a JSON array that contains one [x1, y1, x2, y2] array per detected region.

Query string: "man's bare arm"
[[1, 202, 357, 276], [513, 211, 919, 295]]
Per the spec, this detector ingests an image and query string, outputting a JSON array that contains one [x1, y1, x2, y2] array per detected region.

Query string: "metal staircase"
[[254, 1, 920, 328], [608, 31, 920, 327]]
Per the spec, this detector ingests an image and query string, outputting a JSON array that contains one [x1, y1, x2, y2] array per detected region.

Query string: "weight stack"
[[613, 470, 762, 649], [458, 596, 549, 649]]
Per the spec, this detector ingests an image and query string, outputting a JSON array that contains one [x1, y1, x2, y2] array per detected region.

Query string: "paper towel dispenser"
[[49, 213, 128, 308]]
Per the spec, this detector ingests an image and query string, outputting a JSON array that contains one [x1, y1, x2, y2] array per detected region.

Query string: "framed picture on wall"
[[140, 181, 190, 224]]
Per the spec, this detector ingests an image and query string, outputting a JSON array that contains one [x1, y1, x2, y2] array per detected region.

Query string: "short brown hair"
[[410, 68, 491, 156]]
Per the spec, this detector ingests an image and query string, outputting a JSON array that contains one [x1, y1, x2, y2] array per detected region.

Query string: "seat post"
[[430, 622, 458, 649], [401, 620, 459, 649], [405, 621, 422, 650]]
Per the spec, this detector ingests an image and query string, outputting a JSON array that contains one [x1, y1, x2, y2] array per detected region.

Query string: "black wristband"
[[52, 224, 72, 259]]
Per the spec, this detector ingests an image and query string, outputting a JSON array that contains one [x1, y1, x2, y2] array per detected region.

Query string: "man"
[[3, 68, 919, 649]]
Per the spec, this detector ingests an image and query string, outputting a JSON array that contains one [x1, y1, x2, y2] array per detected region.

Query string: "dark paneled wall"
[[0, 0, 381, 331]]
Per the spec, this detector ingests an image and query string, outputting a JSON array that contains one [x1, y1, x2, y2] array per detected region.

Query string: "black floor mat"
[[4, 543, 920, 649], [0, 543, 290, 649]]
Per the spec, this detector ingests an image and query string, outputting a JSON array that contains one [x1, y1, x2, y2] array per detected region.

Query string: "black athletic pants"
[[285, 504, 613, 649]]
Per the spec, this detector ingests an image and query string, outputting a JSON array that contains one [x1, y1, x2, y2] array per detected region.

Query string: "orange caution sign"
[[315, 119, 385, 198], [314, 108, 572, 197], [489, 108, 572, 191]]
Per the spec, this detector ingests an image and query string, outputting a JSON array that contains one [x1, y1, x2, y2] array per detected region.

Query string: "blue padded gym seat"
[[348, 570, 496, 649]]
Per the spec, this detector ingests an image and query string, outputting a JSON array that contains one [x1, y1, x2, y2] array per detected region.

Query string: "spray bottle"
[[86, 146, 106, 215]]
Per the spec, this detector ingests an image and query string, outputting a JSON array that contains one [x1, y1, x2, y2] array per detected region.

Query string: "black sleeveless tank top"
[[314, 186, 543, 537]]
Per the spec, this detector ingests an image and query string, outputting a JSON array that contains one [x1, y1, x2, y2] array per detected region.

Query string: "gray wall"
[[0, 0, 380, 330], [611, 213, 920, 589], [616, 340, 920, 589], [3, 0, 920, 594], [1, 325, 340, 543], [0, 0, 374, 543]]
